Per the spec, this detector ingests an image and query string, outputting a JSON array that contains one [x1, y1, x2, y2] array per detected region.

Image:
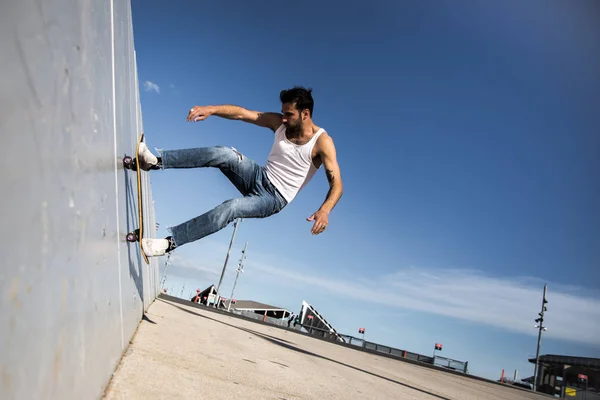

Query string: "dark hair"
[[280, 86, 314, 116]]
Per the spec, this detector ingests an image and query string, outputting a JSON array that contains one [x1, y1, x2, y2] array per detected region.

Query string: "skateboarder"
[[137, 86, 344, 257]]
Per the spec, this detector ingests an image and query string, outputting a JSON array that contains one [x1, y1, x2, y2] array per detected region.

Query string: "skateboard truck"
[[126, 228, 141, 243], [122, 156, 137, 171], [123, 155, 161, 171]]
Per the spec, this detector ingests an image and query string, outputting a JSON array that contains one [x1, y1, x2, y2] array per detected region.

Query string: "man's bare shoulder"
[[315, 130, 336, 152]]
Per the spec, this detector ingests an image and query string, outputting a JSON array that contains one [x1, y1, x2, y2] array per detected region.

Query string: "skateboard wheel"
[[123, 156, 132, 168], [126, 232, 137, 242]]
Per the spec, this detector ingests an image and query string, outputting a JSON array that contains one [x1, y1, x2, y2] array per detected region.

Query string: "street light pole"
[[214, 218, 241, 307], [533, 284, 548, 392], [159, 253, 172, 289], [228, 241, 248, 312]]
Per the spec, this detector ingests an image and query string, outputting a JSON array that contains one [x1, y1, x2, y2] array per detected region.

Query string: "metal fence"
[[433, 355, 469, 373], [299, 324, 467, 373], [194, 300, 469, 374], [231, 309, 290, 328]]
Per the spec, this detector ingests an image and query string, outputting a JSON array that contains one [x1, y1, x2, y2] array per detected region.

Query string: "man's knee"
[[219, 197, 264, 220], [217, 198, 245, 222]]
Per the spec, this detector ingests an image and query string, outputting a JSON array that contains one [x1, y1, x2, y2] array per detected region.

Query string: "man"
[[287, 312, 296, 328], [136, 86, 343, 257]]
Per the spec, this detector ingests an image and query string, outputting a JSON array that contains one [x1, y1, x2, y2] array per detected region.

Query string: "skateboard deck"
[[123, 132, 149, 264]]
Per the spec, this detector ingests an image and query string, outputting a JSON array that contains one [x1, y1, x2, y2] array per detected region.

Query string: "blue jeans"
[[159, 146, 288, 247]]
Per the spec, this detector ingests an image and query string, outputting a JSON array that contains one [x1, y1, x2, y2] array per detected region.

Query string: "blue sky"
[[130, 0, 600, 381]]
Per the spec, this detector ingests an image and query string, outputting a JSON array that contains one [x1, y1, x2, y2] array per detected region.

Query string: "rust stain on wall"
[[0, 365, 11, 393], [8, 278, 21, 309], [53, 345, 63, 382]]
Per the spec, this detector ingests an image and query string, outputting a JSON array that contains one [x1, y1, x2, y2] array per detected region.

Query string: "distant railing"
[[198, 299, 469, 374], [433, 355, 469, 373], [298, 324, 468, 373]]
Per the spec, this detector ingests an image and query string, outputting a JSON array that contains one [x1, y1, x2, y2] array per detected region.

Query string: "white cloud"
[[143, 80, 160, 93], [166, 243, 600, 347], [161, 253, 221, 281], [245, 256, 600, 347]]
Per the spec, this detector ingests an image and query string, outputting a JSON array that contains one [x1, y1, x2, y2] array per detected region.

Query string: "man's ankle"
[[150, 157, 163, 170], [166, 236, 177, 252]]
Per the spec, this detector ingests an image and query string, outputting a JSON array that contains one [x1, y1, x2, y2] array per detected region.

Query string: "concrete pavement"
[[103, 298, 549, 400]]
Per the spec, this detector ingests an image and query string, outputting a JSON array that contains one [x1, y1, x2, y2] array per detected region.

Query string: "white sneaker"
[[138, 143, 158, 171], [142, 238, 170, 256]]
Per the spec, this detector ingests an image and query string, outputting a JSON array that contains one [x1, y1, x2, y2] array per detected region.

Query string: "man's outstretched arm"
[[307, 134, 344, 235], [187, 104, 282, 132]]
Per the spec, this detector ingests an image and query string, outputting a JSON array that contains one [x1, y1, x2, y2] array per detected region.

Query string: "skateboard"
[[123, 132, 149, 264]]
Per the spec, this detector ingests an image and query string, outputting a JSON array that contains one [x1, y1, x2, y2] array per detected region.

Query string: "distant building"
[[297, 300, 346, 342], [527, 354, 600, 398], [189, 284, 293, 322], [225, 299, 292, 319], [189, 284, 217, 306]]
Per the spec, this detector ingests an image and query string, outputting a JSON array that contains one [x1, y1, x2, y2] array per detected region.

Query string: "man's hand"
[[187, 106, 214, 122], [307, 210, 329, 235]]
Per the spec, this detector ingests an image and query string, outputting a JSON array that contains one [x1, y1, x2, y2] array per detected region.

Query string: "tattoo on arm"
[[324, 169, 336, 201], [326, 169, 335, 184], [319, 139, 343, 213]]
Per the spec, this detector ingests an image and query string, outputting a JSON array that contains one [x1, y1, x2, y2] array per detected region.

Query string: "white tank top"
[[264, 124, 325, 203]]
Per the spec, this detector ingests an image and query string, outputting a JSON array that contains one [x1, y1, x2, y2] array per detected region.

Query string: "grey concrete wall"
[[0, 0, 160, 399]]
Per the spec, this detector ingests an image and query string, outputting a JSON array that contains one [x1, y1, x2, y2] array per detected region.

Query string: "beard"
[[285, 120, 303, 136]]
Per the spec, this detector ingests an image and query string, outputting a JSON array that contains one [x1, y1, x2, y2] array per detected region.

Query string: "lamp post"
[[533, 284, 548, 392], [214, 218, 241, 307], [227, 241, 248, 312]]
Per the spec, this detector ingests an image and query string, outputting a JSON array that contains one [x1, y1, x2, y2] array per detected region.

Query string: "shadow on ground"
[[142, 314, 156, 324], [156, 299, 452, 400]]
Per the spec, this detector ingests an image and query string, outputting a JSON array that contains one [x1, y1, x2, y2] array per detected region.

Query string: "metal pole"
[[214, 218, 241, 307], [159, 253, 172, 289], [533, 284, 547, 392], [228, 241, 248, 312], [585, 379, 588, 400]]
